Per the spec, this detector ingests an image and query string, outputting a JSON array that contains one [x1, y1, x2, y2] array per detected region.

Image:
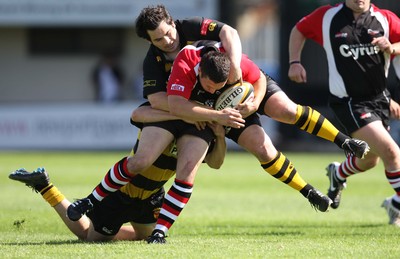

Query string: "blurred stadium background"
[[0, 0, 399, 151]]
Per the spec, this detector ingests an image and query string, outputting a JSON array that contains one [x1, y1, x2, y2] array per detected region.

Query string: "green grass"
[[0, 151, 399, 258]]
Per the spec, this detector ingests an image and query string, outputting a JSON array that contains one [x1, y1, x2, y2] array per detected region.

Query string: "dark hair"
[[200, 51, 230, 83], [135, 5, 174, 41]]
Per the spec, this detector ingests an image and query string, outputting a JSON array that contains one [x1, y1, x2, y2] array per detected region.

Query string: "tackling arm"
[[204, 122, 226, 169], [168, 95, 245, 128], [147, 92, 170, 111], [219, 25, 243, 83], [131, 105, 180, 123]]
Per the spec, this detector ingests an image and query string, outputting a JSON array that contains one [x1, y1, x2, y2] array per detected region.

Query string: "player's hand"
[[236, 96, 257, 118], [217, 108, 245, 128], [183, 119, 208, 130], [371, 36, 394, 54], [390, 99, 400, 119], [195, 121, 207, 130], [288, 63, 307, 83], [207, 122, 225, 138]]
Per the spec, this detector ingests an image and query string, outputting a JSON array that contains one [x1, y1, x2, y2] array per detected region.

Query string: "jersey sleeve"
[[167, 47, 198, 99], [383, 9, 400, 44], [240, 54, 261, 84], [142, 47, 168, 98], [296, 5, 331, 45], [178, 17, 225, 42]]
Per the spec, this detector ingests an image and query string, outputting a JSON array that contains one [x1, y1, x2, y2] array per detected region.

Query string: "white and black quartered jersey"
[[296, 3, 400, 100]]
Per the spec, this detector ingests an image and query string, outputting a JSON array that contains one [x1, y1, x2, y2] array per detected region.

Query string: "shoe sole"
[[326, 162, 342, 209], [9, 173, 49, 187], [381, 198, 400, 226], [319, 198, 333, 212]]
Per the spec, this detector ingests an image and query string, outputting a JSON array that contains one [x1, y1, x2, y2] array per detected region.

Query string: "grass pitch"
[[0, 151, 399, 258]]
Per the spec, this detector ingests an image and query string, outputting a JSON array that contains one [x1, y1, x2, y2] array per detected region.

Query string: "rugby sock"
[[153, 179, 193, 235], [88, 157, 135, 204], [385, 169, 400, 209], [261, 152, 308, 192], [40, 185, 66, 207], [392, 195, 400, 210], [294, 105, 348, 148], [336, 156, 365, 181]]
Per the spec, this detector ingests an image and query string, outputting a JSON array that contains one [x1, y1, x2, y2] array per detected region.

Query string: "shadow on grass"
[[0, 239, 126, 246], [180, 222, 387, 237]]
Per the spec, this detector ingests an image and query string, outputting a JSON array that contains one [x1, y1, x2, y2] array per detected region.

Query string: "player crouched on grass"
[[8, 104, 227, 243]]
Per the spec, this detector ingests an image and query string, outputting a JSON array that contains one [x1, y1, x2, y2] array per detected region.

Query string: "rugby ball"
[[214, 82, 254, 110]]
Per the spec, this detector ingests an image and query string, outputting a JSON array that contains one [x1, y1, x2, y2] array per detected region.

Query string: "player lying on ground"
[[8, 105, 226, 242]]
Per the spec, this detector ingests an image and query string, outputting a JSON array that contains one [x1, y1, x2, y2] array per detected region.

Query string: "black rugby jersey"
[[297, 3, 400, 99], [142, 17, 225, 98]]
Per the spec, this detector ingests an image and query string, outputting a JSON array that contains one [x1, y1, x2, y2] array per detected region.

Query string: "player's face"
[[147, 20, 180, 53], [346, 0, 370, 13], [200, 75, 227, 94]]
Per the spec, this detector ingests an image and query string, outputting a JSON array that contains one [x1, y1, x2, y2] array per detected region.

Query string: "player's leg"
[[325, 95, 393, 209], [67, 126, 174, 221], [353, 122, 400, 225], [8, 168, 91, 240], [128, 224, 155, 240], [235, 123, 331, 212], [260, 77, 369, 159], [85, 223, 115, 242], [148, 129, 213, 243], [95, 224, 154, 241], [84, 189, 147, 242], [90, 126, 174, 203]]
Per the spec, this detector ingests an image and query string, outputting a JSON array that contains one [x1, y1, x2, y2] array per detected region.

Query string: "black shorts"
[[144, 120, 215, 144], [328, 89, 391, 135], [226, 113, 262, 143], [86, 188, 164, 236], [257, 74, 282, 116]]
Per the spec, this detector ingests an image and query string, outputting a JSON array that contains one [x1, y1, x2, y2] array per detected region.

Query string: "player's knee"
[[127, 155, 152, 173], [266, 97, 297, 124], [250, 144, 276, 162], [360, 155, 379, 169]]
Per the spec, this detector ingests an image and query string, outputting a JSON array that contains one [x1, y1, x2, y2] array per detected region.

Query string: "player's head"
[[135, 5, 179, 53], [345, 0, 370, 13], [199, 51, 230, 94]]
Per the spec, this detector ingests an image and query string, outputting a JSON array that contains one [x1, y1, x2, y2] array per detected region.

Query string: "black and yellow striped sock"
[[261, 152, 309, 192], [261, 152, 314, 198], [294, 105, 347, 148], [40, 184, 66, 207]]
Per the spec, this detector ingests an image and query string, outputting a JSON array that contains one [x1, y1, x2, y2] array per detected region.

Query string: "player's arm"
[[235, 55, 267, 117], [168, 95, 245, 128], [219, 25, 243, 84], [142, 49, 171, 111], [236, 71, 266, 118], [252, 71, 267, 107], [147, 91, 170, 111], [288, 6, 327, 84], [288, 26, 307, 83], [131, 104, 180, 123], [204, 122, 226, 169]]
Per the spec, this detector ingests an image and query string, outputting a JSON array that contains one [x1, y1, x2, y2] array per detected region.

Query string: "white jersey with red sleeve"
[[295, 5, 331, 46], [296, 3, 400, 98]]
